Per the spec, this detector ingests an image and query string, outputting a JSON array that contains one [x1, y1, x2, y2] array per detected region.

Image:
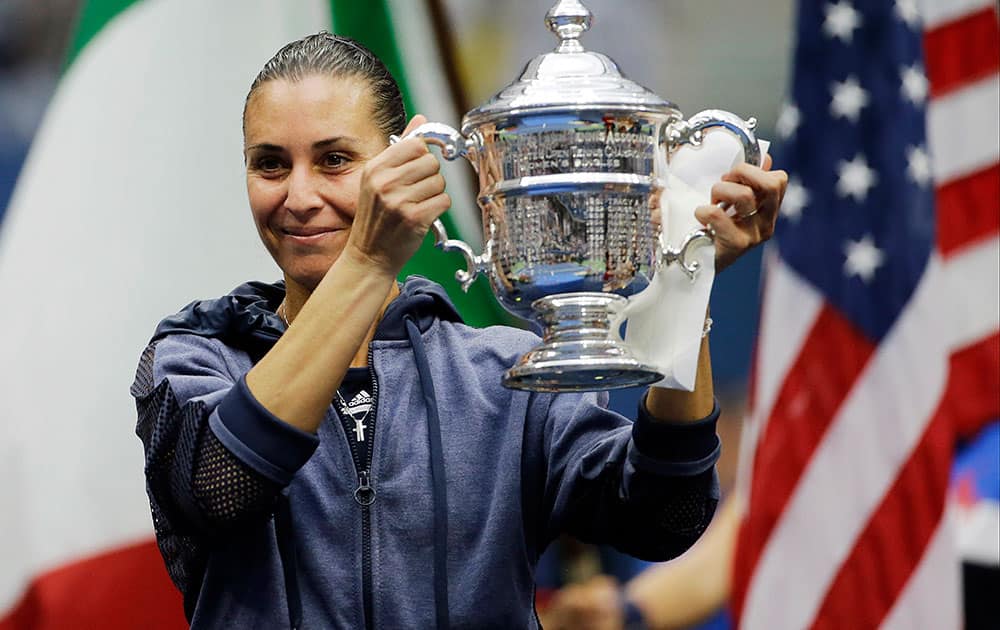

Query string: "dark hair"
[[243, 32, 406, 138]]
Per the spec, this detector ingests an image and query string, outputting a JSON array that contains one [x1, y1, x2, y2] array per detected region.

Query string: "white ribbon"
[[622, 133, 770, 391]]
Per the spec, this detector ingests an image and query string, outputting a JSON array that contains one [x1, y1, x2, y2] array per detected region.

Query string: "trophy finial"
[[545, 0, 592, 52]]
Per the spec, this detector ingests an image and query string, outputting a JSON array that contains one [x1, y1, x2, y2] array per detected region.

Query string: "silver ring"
[[720, 201, 758, 220]]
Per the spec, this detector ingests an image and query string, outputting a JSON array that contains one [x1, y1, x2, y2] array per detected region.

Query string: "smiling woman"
[[243, 74, 391, 293], [131, 30, 785, 630]]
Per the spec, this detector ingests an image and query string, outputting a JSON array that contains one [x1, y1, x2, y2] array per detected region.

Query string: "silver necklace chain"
[[278, 300, 371, 441]]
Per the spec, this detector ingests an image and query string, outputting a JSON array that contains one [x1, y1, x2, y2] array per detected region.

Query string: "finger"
[[722, 163, 788, 196], [722, 162, 771, 186], [365, 156, 441, 207], [411, 191, 452, 223], [401, 114, 429, 137], [711, 181, 757, 218], [721, 164, 788, 219], [392, 152, 442, 186], [695, 203, 756, 250], [395, 173, 447, 206], [376, 136, 432, 169]]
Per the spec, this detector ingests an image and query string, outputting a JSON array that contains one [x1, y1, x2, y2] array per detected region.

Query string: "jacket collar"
[[151, 276, 464, 358]]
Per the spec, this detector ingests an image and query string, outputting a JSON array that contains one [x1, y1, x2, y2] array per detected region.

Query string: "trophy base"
[[502, 293, 663, 392]]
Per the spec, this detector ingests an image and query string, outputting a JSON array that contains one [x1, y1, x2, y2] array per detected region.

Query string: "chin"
[[280, 255, 337, 292]]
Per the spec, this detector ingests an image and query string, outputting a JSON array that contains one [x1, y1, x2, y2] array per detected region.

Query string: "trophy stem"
[[503, 293, 663, 392]]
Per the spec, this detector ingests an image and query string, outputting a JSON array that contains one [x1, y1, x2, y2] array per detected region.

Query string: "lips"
[[282, 226, 338, 237], [279, 226, 343, 245]]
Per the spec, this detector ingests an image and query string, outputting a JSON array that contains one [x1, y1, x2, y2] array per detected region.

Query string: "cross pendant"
[[353, 418, 367, 442]]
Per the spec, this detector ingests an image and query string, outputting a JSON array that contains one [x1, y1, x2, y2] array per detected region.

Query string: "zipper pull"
[[354, 470, 376, 506]]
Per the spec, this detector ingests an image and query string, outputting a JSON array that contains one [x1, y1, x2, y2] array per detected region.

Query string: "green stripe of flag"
[[330, 0, 508, 328], [64, 0, 139, 68]]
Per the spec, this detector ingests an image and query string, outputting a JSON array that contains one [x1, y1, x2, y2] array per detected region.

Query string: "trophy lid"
[[464, 0, 677, 126]]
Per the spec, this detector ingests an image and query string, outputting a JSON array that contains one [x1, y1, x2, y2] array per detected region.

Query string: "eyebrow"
[[244, 142, 283, 153], [244, 137, 360, 152]]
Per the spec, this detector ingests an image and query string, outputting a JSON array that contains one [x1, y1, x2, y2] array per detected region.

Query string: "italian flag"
[[0, 1, 499, 627]]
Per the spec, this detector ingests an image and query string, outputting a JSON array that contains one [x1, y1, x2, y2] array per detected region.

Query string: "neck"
[[282, 275, 401, 368]]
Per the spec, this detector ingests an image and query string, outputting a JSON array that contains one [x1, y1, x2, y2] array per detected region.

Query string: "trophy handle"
[[431, 219, 490, 292], [389, 128, 487, 292], [393, 122, 475, 161], [666, 109, 762, 167], [660, 109, 763, 278], [661, 228, 714, 281]]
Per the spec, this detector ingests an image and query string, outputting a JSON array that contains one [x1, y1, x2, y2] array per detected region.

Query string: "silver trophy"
[[407, 0, 762, 392]]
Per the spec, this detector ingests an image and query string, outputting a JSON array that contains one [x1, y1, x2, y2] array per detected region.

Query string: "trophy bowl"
[[403, 0, 761, 392]]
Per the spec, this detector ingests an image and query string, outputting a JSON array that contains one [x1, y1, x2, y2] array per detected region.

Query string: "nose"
[[284, 165, 323, 216]]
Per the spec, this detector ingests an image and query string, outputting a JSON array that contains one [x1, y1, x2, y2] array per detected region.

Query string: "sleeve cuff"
[[210, 375, 320, 485], [629, 396, 721, 476]]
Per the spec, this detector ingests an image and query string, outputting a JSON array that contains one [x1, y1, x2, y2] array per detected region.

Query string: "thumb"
[[401, 114, 429, 137]]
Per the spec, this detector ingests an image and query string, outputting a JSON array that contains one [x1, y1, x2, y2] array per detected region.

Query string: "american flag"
[[732, 0, 999, 628]]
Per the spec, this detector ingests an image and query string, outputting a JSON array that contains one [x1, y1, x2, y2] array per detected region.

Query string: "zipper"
[[338, 345, 379, 630], [361, 345, 379, 630]]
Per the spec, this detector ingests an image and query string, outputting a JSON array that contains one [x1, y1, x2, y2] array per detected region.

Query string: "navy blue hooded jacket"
[[132, 277, 721, 629]]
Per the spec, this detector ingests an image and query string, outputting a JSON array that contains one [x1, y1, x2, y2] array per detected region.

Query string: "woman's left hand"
[[694, 154, 788, 272]]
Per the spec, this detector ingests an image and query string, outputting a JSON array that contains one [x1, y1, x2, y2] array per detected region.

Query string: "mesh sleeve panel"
[[132, 340, 280, 618], [134, 360, 208, 617], [646, 470, 717, 538], [192, 430, 279, 526]]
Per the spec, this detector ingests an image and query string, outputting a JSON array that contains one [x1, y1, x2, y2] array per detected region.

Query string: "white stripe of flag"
[[928, 76, 1000, 184], [918, 0, 996, 29], [880, 508, 962, 630]]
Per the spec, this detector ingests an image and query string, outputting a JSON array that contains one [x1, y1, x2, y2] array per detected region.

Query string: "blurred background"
[[0, 1, 996, 629]]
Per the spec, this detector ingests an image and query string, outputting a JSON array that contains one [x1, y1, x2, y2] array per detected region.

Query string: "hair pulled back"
[[244, 32, 407, 139]]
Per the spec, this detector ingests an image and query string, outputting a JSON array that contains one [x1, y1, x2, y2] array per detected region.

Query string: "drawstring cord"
[[274, 317, 451, 630], [405, 316, 451, 630], [275, 493, 303, 630]]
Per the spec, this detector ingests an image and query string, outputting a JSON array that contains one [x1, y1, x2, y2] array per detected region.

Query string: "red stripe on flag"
[[924, 7, 1000, 99], [949, 332, 1000, 441], [806, 399, 952, 629], [936, 164, 1000, 257], [0, 539, 185, 630], [807, 332, 999, 628], [732, 306, 875, 622]]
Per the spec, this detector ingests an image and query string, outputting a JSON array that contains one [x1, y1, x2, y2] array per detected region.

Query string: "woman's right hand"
[[346, 114, 451, 275]]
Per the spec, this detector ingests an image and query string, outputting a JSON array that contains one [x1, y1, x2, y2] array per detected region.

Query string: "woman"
[[133, 33, 786, 629]]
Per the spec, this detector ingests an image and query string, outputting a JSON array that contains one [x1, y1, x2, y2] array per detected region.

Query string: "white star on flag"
[[836, 154, 878, 201], [776, 102, 802, 139], [843, 234, 886, 282], [906, 145, 932, 186], [901, 64, 929, 104], [830, 75, 870, 122], [824, 1, 862, 43], [894, 0, 921, 28], [781, 177, 810, 222]]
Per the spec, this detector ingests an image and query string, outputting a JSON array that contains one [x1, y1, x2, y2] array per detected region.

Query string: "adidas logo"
[[346, 390, 373, 415]]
